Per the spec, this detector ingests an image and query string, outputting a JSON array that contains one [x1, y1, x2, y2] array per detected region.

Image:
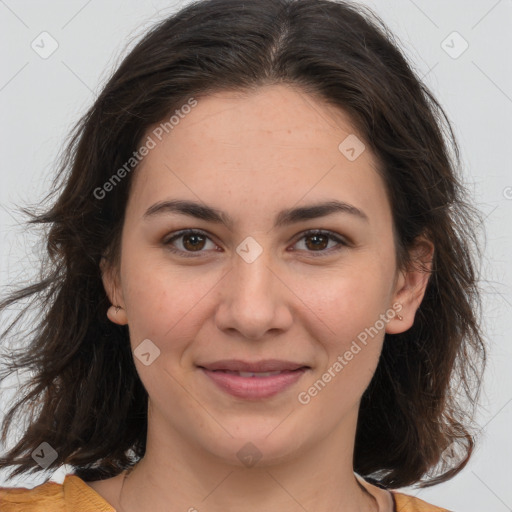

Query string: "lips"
[[198, 359, 310, 399], [198, 359, 309, 373], [218, 370, 285, 377]]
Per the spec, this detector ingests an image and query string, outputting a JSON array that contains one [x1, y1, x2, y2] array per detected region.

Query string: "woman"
[[0, 0, 485, 510]]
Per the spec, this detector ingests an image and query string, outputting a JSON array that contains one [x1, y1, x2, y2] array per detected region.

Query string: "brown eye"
[[304, 233, 329, 251], [292, 230, 347, 255], [182, 233, 207, 251], [163, 229, 218, 257]]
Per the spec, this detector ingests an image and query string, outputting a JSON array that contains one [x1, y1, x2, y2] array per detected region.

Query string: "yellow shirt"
[[0, 474, 450, 511]]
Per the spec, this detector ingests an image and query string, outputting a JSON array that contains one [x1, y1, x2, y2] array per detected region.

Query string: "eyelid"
[[163, 228, 219, 257], [290, 229, 349, 256], [162, 228, 349, 257]]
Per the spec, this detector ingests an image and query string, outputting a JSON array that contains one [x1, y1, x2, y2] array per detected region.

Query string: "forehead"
[[128, 84, 390, 229], [157, 85, 364, 160]]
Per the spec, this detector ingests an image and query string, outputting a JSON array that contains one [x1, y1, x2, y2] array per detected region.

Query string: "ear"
[[386, 236, 434, 334], [100, 256, 128, 326]]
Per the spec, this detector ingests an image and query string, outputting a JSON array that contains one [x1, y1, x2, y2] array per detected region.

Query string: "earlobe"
[[100, 257, 128, 326], [386, 237, 434, 334], [106, 304, 128, 325]]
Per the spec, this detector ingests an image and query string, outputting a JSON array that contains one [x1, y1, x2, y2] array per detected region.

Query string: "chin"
[[195, 421, 314, 469]]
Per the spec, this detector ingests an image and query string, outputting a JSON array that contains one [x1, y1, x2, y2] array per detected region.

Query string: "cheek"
[[119, 258, 214, 407], [122, 267, 204, 341], [295, 262, 392, 401], [299, 261, 392, 346]]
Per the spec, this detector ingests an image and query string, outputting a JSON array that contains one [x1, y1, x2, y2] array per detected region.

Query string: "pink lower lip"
[[200, 368, 308, 399]]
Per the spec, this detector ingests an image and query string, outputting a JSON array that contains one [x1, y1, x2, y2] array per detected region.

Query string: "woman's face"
[[104, 84, 426, 467]]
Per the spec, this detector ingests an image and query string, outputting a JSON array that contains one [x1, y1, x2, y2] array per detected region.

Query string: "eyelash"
[[162, 229, 348, 258]]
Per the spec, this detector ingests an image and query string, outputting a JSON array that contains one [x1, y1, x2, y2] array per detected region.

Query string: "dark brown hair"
[[0, 0, 485, 488]]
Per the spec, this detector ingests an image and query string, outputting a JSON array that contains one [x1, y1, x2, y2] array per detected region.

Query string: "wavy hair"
[[0, 0, 485, 488]]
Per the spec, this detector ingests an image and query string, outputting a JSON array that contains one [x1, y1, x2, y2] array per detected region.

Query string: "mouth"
[[209, 369, 293, 377], [197, 359, 310, 399]]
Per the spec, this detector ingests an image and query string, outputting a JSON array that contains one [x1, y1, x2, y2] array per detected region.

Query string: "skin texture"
[[94, 84, 433, 512]]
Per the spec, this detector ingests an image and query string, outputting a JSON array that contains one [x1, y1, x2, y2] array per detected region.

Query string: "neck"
[[114, 408, 381, 512]]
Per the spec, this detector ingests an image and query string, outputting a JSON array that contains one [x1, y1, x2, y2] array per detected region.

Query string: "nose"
[[213, 245, 294, 341]]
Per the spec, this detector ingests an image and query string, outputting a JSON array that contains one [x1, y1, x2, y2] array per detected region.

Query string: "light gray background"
[[0, 1, 511, 511]]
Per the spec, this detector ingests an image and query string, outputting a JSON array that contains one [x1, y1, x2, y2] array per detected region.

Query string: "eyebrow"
[[143, 199, 368, 228]]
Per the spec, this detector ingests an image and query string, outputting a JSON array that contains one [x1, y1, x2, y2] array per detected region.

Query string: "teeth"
[[234, 371, 283, 377]]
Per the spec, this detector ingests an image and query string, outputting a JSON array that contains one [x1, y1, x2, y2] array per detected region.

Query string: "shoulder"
[[392, 491, 452, 511], [0, 478, 66, 512], [0, 474, 115, 512]]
